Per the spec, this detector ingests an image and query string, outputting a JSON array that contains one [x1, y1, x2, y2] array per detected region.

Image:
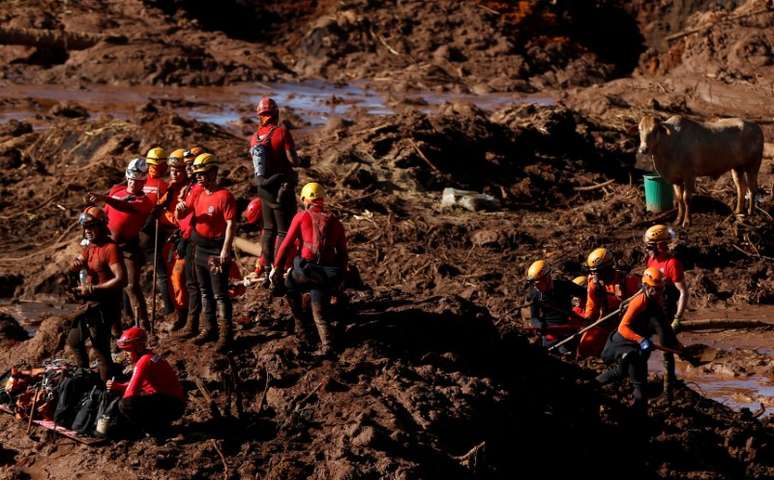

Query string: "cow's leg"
[[673, 183, 684, 226], [730, 168, 747, 217], [682, 178, 695, 228], [745, 168, 758, 217]]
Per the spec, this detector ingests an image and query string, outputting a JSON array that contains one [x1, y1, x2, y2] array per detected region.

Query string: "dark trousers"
[[194, 244, 232, 329], [67, 302, 117, 381], [118, 394, 184, 433], [260, 187, 296, 266], [184, 240, 201, 322]]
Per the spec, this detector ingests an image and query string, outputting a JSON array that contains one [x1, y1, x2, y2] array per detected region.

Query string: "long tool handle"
[[27, 387, 40, 434], [653, 343, 682, 355], [547, 292, 640, 352], [150, 218, 159, 334]]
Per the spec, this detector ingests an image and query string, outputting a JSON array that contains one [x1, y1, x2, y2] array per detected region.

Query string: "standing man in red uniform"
[[249, 97, 303, 286], [270, 183, 348, 356], [175, 153, 236, 352], [67, 207, 126, 381], [143, 147, 168, 205], [643, 224, 688, 398], [89, 158, 154, 331], [107, 327, 185, 435], [178, 146, 205, 337]]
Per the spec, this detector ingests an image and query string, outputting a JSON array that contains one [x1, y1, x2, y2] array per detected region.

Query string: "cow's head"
[[638, 115, 668, 155]]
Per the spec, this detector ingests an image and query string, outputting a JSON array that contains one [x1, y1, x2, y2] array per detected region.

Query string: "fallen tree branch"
[[573, 179, 615, 192], [680, 319, 772, 331], [408, 139, 442, 174], [210, 439, 229, 480], [666, 7, 772, 43], [369, 27, 401, 56], [0, 26, 124, 50]]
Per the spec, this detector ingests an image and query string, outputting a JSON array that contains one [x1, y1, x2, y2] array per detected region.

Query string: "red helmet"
[[256, 97, 278, 116], [116, 327, 147, 352], [243, 197, 263, 225]]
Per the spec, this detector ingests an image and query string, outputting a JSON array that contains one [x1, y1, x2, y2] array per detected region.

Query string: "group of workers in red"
[[64, 97, 349, 434], [526, 224, 688, 412]]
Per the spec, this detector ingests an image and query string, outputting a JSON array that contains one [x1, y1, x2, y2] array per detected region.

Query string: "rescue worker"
[[596, 268, 679, 413], [249, 97, 302, 286], [89, 158, 154, 330], [578, 248, 641, 357], [525, 260, 585, 352], [270, 183, 348, 356], [143, 147, 168, 205], [158, 149, 190, 331], [644, 224, 688, 398], [571, 275, 588, 317], [176, 147, 205, 338], [143, 147, 175, 317], [67, 207, 126, 381], [106, 327, 185, 435], [175, 153, 236, 352]]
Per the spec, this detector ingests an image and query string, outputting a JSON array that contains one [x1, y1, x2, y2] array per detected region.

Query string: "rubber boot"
[[595, 360, 624, 384], [170, 308, 187, 332], [179, 308, 200, 338], [214, 302, 233, 353], [311, 296, 334, 356], [193, 298, 217, 345], [287, 294, 311, 345]]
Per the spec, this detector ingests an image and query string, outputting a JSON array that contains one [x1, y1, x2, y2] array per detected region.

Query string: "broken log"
[[0, 27, 125, 50], [234, 237, 262, 257]]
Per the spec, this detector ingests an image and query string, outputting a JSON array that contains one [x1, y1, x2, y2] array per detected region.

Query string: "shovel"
[[653, 343, 718, 367]]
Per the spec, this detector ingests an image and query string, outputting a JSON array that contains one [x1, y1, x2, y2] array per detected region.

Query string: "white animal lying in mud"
[[638, 115, 763, 227]]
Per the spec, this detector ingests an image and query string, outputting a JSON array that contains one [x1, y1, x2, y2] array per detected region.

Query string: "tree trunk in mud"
[[0, 27, 122, 51]]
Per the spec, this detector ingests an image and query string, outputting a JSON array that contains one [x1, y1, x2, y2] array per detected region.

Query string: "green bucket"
[[643, 174, 674, 213]]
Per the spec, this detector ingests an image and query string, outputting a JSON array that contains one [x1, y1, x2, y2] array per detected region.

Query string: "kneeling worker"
[[270, 183, 348, 356], [525, 260, 585, 351], [107, 327, 185, 433]]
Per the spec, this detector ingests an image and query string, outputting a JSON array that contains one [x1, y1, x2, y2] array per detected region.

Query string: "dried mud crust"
[[0, 97, 772, 478]]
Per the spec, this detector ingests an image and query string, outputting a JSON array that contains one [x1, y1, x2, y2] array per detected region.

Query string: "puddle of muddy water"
[[0, 301, 80, 337], [0, 80, 554, 133]]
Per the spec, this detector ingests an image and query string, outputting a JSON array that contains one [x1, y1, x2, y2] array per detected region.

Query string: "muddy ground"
[[0, 1, 773, 479]]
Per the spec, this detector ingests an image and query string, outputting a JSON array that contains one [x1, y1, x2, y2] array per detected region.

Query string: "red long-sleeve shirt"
[[273, 206, 347, 271], [112, 352, 184, 401]]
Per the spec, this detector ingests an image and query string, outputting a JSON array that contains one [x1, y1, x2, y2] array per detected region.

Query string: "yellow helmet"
[[168, 148, 186, 168], [642, 267, 665, 287], [191, 153, 218, 174], [527, 260, 550, 282], [300, 182, 325, 204], [587, 248, 612, 271], [145, 147, 167, 165], [572, 275, 588, 287], [643, 224, 674, 244]]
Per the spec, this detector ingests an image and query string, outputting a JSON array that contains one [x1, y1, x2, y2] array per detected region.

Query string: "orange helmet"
[[184, 146, 204, 164], [642, 267, 665, 287], [79, 206, 107, 226]]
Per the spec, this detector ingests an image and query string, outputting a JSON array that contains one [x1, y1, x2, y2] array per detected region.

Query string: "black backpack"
[[71, 386, 104, 435], [53, 370, 99, 429]]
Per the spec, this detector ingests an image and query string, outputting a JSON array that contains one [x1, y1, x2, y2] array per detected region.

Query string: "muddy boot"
[[214, 302, 233, 353], [311, 298, 334, 357], [595, 360, 624, 384], [169, 308, 188, 332], [193, 314, 216, 345], [179, 309, 199, 338]]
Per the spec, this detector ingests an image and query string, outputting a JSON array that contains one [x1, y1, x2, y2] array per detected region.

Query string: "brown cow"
[[638, 115, 763, 227]]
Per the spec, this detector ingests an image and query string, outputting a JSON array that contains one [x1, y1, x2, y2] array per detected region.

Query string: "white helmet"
[[126, 158, 148, 180]]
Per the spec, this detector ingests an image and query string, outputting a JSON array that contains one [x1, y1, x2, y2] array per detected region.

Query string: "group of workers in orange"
[[526, 224, 688, 412], [63, 97, 348, 434]]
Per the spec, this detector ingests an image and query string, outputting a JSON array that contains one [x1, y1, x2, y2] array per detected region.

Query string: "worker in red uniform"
[[596, 268, 680, 413], [89, 158, 154, 331], [270, 183, 348, 356], [176, 146, 205, 338], [107, 327, 185, 434], [577, 247, 641, 357], [176, 153, 236, 352], [249, 97, 303, 286], [643, 224, 688, 398], [67, 207, 126, 381], [157, 149, 189, 331]]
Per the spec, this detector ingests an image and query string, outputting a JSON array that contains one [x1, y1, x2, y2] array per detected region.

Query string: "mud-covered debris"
[[441, 187, 501, 212]]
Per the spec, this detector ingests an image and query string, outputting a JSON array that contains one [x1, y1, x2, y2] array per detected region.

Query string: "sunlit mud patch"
[[692, 379, 774, 417], [0, 301, 80, 338]]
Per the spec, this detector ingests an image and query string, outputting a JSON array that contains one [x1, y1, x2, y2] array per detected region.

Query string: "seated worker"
[[525, 260, 585, 352], [67, 207, 126, 381], [643, 224, 688, 398], [596, 268, 680, 413], [270, 183, 348, 356], [578, 247, 641, 357], [106, 327, 185, 434]]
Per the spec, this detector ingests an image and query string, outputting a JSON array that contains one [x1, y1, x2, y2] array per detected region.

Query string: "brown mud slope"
[[0, 98, 773, 478], [0, 0, 646, 91]]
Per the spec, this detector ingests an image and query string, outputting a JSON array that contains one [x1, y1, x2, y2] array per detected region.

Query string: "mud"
[[1, 0, 773, 479]]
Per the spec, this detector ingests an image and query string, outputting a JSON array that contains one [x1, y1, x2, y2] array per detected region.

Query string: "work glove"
[[671, 317, 682, 333], [268, 265, 280, 289], [639, 338, 653, 353]]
